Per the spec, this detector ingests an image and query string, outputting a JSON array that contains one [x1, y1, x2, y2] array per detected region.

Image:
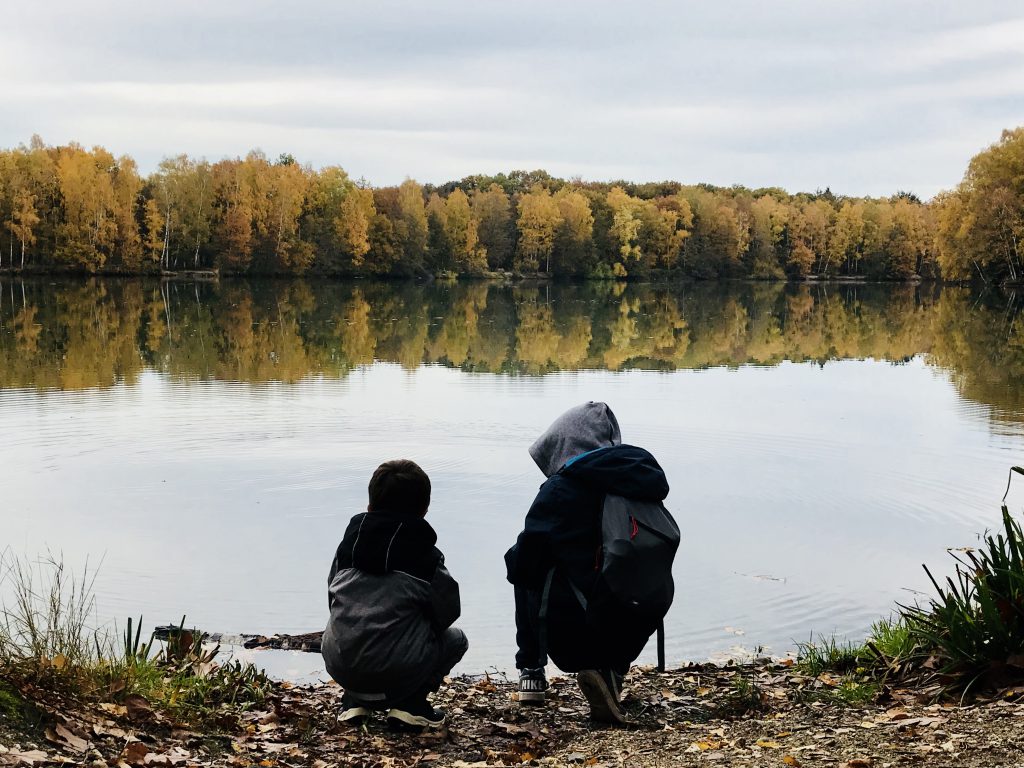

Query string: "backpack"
[[597, 494, 680, 623], [539, 493, 680, 671]]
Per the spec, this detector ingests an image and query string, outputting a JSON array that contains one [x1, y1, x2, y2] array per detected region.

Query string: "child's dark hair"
[[368, 459, 431, 515]]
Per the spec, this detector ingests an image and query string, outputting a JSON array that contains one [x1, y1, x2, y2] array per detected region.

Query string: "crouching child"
[[322, 459, 468, 729]]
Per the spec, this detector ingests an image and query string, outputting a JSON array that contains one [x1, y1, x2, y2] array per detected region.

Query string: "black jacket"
[[504, 444, 670, 593]]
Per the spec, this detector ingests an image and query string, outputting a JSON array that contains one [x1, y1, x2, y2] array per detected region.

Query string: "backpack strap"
[[566, 578, 588, 611], [536, 567, 556, 666], [657, 619, 666, 672]]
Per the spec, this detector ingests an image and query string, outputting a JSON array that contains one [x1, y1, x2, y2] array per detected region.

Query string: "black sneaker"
[[518, 667, 548, 705], [338, 693, 370, 726], [577, 669, 628, 725], [386, 696, 446, 731]]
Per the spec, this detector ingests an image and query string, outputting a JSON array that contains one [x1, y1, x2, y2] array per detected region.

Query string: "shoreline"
[[0, 266, 965, 286], [3, 656, 1022, 767]]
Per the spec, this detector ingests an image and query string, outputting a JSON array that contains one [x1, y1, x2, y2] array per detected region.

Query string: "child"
[[322, 459, 468, 728]]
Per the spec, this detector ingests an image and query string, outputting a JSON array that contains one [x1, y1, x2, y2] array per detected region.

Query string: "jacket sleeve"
[[428, 559, 462, 631], [504, 486, 560, 589]]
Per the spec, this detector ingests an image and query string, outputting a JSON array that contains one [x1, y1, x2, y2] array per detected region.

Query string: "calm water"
[[2, 278, 1023, 678]]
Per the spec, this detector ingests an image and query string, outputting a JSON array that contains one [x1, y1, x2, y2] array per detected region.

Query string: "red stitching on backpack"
[[630, 516, 639, 540]]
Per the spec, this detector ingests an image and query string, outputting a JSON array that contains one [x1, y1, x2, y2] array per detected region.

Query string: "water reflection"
[[0, 278, 1021, 419]]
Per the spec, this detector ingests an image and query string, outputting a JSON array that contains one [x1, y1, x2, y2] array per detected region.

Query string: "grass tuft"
[[0, 550, 270, 726]]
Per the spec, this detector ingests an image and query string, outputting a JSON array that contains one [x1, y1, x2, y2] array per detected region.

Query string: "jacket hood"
[[560, 443, 669, 501], [334, 510, 441, 581], [529, 402, 622, 478]]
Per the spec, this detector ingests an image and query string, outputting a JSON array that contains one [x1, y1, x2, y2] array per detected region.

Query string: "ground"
[[2, 660, 1024, 768]]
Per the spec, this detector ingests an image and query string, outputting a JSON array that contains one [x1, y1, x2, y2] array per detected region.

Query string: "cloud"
[[1, 1, 1021, 197]]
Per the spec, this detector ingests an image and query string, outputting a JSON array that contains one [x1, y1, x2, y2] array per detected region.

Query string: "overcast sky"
[[1, 1, 1022, 198]]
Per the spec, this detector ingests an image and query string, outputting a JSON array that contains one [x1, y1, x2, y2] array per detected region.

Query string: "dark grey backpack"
[[539, 493, 680, 671], [597, 494, 680, 622]]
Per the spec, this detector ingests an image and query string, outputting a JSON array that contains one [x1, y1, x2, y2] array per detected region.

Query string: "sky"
[[1, 1, 1022, 198]]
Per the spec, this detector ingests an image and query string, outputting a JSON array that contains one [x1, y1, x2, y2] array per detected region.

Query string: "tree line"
[[0, 128, 1021, 283]]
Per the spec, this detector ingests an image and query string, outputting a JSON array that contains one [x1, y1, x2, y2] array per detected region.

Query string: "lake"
[[1, 277, 1023, 679]]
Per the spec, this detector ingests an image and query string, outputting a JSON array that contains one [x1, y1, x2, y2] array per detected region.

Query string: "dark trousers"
[[346, 627, 468, 708], [514, 577, 643, 675], [428, 626, 469, 692]]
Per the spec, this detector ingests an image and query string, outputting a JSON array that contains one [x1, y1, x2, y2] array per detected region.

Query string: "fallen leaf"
[[11, 750, 50, 766], [44, 724, 89, 753], [782, 756, 801, 767], [125, 694, 156, 723], [122, 741, 151, 767], [756, 740, 781, 749]]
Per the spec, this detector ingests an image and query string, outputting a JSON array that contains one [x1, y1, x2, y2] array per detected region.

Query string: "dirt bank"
[[2, 659, 1023, 768]]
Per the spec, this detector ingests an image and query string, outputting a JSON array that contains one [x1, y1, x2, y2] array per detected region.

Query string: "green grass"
[[0, 551, 271, 725], [793, 618, 920, 705], [0, 678, 25, 720], [796, 634, 869, 677], [867, 616, 918, 661]]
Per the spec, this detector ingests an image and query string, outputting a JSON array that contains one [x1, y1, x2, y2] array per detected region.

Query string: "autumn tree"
[[7, 190, 40, 269], [606, 187, 643, 274], [444, 188, 485, 274], [937, 128, 1024, 283], [554, 189, 594, 274], [516, 187, 562, 273], [396, 179, 429, 271], [55, 144, 116, 270], [473, 184, 513, 270]]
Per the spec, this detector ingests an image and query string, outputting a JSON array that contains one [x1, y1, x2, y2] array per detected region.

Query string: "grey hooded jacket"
[[321, 510, 461, 702]]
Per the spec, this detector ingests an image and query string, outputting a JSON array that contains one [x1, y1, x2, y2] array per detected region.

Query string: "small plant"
[[796, 634, 867, 676], [867, 616, 917, 660], [0, 550, 108, 688], [863, 615, 922, 675], [901, 467, 1024, 690], [718, 673, 767, 716]]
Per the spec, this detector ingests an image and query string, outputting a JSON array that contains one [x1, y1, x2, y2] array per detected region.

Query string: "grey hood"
[[529, 401, 622, 477]]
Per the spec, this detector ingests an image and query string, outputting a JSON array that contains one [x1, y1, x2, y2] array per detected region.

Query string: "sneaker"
[[386, 696, 446, 731], [338, 693, 370, 726], [577, 669, 628, 725], [518, 667, 548, 705], [606, 669, 624, 701]]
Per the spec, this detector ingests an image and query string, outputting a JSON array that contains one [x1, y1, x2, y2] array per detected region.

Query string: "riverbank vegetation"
[[0, 127, 1021, 284], [0, 553, 271, 729]]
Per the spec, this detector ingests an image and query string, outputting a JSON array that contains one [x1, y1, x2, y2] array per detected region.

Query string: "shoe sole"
[[577, 670, 629, 725], [386, 709, 445, 730], [517, 690, 546, 705], [338, 706, 370, 725]]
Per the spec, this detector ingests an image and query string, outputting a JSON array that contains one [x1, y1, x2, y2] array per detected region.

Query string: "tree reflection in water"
[[0, 278, 1021, 423]]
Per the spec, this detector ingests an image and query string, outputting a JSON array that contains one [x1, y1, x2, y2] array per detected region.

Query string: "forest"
[[0, 128, 1021, 284]]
